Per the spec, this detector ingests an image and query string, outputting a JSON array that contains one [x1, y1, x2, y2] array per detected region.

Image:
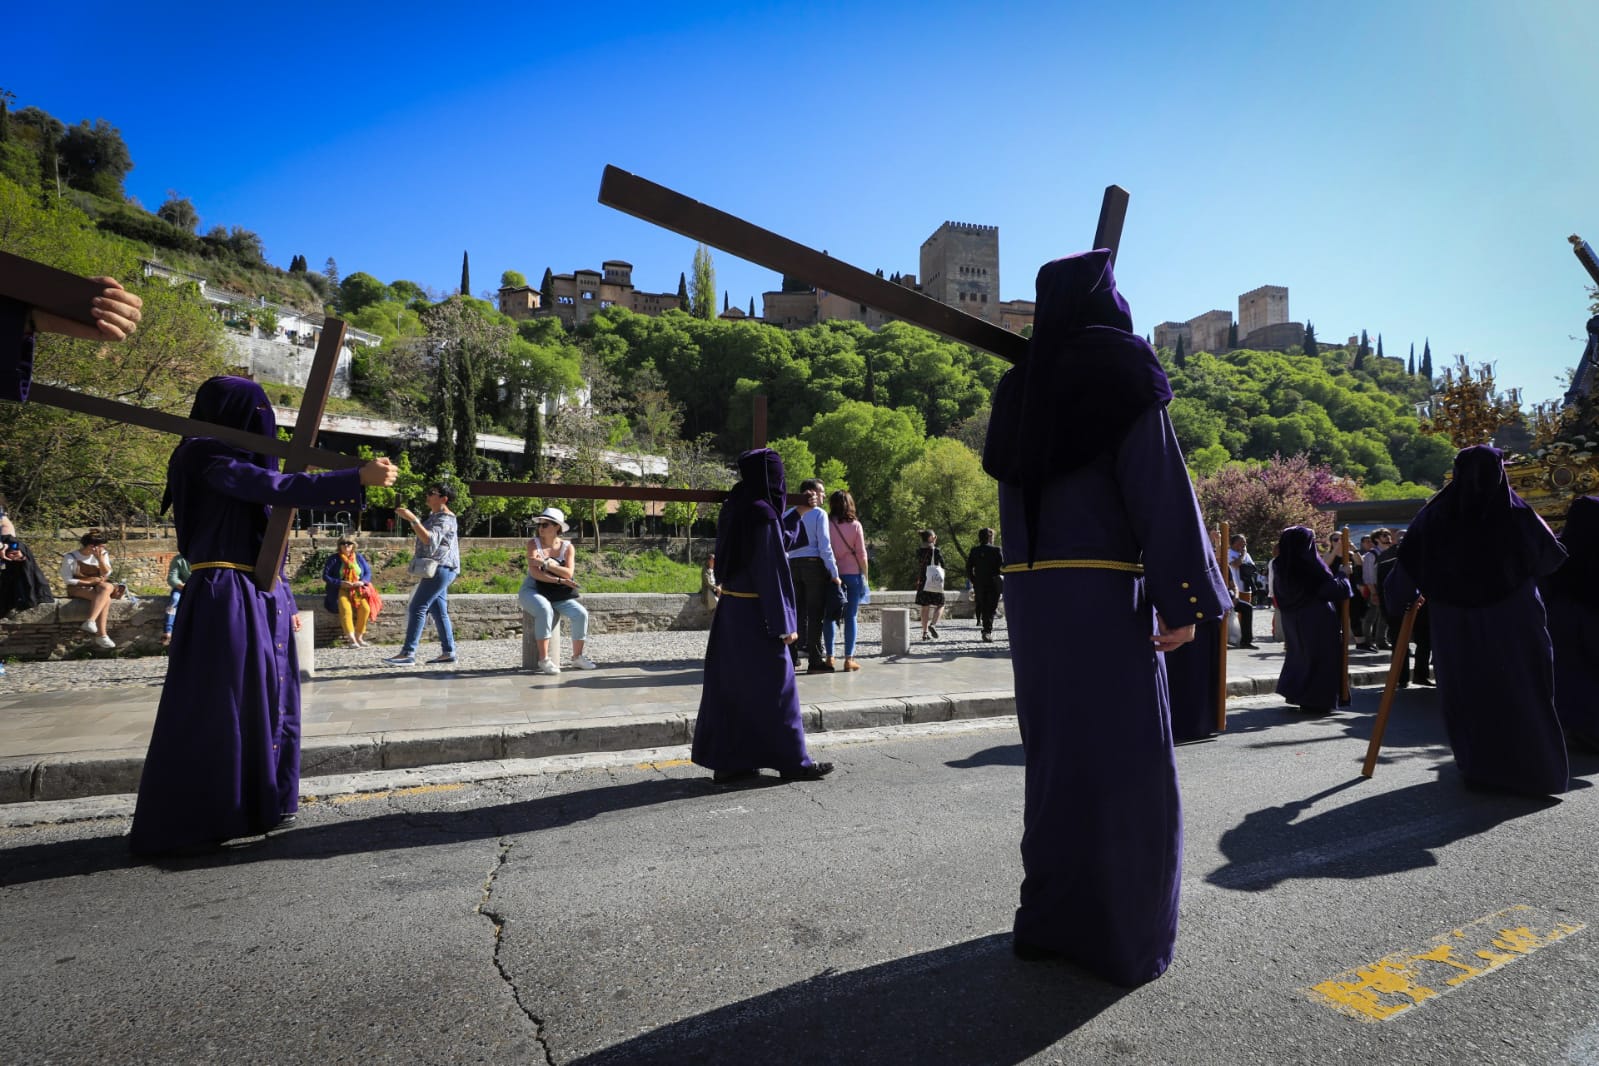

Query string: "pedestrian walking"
[[692, 448, 833, 785], [981, 249, 1229, 986], [130, 375, 396, 857], [1398, 445, 1569, 796], [518, 506, 596, 675], [385, 484, 460, 666], [825, 489, 869, 670], [914, 529, 946, 639], [967, 527, 1004, 641], [162, 553, 188, 646], [1272, 526, 1352, 715]]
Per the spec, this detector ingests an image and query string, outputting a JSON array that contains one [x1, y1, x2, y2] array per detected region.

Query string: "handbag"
[[831, 520, 871, 605], [408, 556, 439, 579], [923, 562, 946, 593], [363, 583, 384, 619]]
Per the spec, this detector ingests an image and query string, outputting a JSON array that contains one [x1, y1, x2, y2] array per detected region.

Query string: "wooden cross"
[[468, 166, 1130, 507], [0, 250, 362, 592]]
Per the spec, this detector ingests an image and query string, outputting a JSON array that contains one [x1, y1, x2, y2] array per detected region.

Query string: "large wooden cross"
[[0, 250, 362, 592], [468, 166, 1129, 508]]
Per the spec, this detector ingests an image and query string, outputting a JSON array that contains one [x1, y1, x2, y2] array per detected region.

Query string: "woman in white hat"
[[518, 506, 596, 674]]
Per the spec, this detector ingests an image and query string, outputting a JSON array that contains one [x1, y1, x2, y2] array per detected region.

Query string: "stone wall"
[[223, 335, 353, 398], [0, 580, 971, 661]]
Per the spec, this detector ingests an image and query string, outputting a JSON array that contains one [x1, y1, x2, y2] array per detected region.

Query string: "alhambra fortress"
[[497, 221, 1309, 355]]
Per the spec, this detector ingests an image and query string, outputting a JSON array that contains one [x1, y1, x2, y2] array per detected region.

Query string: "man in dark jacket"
[[967, 527, 1004, 641]]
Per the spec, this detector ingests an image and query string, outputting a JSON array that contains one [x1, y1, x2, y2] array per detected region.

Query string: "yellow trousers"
[[338, 594, 371, 637]]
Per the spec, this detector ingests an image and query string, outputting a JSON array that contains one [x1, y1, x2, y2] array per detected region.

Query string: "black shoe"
[[807, 661, 836, 674], [1354, 643, 1374, 651], [929, 625, 939, 639], [1238, 642, 1259, 650], [780, 762, 835, 781], [1013, 937, 1066, 962], [266, 813, 298, 834], [1416, 675, 1435, 686], [712, 769, 760, 786]]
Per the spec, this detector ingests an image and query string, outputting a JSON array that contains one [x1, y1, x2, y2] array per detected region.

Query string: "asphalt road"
[[3, 690, 1599, 1065]]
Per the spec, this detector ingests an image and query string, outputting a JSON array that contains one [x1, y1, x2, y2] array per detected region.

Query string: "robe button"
[[1195, 611, 1204, 619], [1189, 596, 1198, 603], [1181, 581, 1190, 589]]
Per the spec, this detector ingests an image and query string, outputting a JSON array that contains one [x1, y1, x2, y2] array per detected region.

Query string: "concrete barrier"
[[880, 608, 911, 656]]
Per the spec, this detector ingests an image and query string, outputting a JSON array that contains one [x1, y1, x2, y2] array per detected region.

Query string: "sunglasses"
[[338, 541, 354, 547]]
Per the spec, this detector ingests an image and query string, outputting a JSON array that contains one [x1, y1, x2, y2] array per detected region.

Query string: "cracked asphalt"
[[4, 698, 1599, 1065]]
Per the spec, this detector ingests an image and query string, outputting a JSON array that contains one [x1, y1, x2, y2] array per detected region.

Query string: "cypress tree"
[[748, 296, 755, 317], [1303, 321, 1319, 357], [1227, 321, 1238, 349], [460, 251, 471, 297], [723, 290, 729, 313], [1353, 330, 1369, 370], [0, 97, 10, 144], [1421, 339, 1433, 384], [523, 399, 545, 481], [540, 267, 555, 311], [1174, 334, 1186, 367], [1377, 333, 1385, 360], [677, 272, 689, 311], [1408, 342, 1415, 376]]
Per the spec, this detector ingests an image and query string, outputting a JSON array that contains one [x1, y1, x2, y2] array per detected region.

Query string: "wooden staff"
[[1361, 597, 1423, 777], [1339, 525, 1353, 703], [1216, 522, 1232, 731]]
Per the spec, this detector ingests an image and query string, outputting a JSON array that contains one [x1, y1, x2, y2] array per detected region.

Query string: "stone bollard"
[[295, 609, 316, 680], [880, 607, 911, 656]]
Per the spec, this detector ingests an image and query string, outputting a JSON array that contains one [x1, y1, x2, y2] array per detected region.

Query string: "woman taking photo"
[[322, 537, 374, 646], [914, 528, 946, 640], [518, 506, 596, 675], [62, 531, 120, 650], [1273, 525, 1352, 715], [385, 483, 460, 667], [825, 489, 869, 670]]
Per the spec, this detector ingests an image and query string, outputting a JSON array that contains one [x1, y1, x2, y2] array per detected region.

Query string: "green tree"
[[1303, 321, 1318, 357], [156, 193, 198, 233], [1376, 334, 1385, 361], [460, 251, 471, 297], [57, 118, 133, 199], [615, 497, 646, 536], [676, 271, 689, 311], [882, 438, 997, 589], [1174, 334, 1186, 367], [501, 269, 527, 289], [1227, 321, 1238, 349], [690, 244, 715, 320], [767, 436, 816, 483], [1408, 342, 1416, 376], [324, 257, 339, 290], [803, 400, 926, 523], [540, 267, 555, 311], [1421, 339, 1433, 384], [338, 272, 392, 315]]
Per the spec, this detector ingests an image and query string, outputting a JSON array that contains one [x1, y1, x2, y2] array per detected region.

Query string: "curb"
[[0, 670, 1399, 806]]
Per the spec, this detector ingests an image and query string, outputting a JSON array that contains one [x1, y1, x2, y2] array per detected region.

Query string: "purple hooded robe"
[[1, 296, 38, 402], [982, 251, 1230, 986], [1539, 495, 1599, 750], [129, 377, 367, 855], [1398, 445, 1569, 795], [1272, 526, 1352, 712], [691, 449, 820, 774]]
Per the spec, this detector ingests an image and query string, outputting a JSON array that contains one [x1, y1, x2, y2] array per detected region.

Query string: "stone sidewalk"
[[0, 626, 1402, 805]]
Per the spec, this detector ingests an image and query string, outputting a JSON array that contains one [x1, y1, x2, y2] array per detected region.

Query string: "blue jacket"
[[322, 552, 372, 613]]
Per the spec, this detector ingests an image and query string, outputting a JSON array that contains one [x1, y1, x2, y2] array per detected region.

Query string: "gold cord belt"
[[718, 589, 759, 598], [190, 561, 255, 573], [1000, 558, 1144, 575]]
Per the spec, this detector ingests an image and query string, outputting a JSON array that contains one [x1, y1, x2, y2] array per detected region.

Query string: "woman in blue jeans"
[[384, 483, 460, 666], [824, 490, 870, 670]]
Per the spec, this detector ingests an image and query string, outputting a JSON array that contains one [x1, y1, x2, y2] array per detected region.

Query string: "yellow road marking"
[[636, 758, 695, 770], [302, 782, 468, 806], [1307, 905, 1585, 1022]]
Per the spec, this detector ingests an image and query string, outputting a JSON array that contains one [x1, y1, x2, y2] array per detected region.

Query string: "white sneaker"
[[93, 635, 116, 650], [534, 658, 561, 675], [570, 654, 598, 671], [81, 620, 99, 634]]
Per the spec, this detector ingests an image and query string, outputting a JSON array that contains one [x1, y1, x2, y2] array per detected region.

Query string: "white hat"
[[534, 506, 569, 533]]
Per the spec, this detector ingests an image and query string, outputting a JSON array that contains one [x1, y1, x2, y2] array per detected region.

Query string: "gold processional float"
[[1418, 236, 1599, 530]]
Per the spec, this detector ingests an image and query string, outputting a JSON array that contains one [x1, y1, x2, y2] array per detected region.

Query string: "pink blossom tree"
[[1194, 453, 1362, 558]]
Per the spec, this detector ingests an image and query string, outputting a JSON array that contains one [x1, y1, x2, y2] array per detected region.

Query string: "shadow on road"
[[1206, 775, 1567, 892], [565, 933, 1126, 1066], [945, 744, 1024, 768], [0, 774, 729, 887]]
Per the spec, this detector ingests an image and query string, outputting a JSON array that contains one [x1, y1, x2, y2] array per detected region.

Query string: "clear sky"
[[10, 0, 1597, 404]]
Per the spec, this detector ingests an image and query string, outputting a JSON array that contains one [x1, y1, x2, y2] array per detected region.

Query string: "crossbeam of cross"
[[469, 166, 1130, 511], [0, 251, 363, 591]]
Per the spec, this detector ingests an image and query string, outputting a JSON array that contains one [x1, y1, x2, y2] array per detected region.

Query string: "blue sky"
[[11, 0, 1598, 404]]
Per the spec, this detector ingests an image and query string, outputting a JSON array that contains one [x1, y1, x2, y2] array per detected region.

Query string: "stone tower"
[[1238, 285, 1288, 338], [920, 222, 1000, 322]]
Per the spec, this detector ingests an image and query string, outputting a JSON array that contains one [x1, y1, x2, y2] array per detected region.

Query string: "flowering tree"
[[1194, 453, 1361, 557]]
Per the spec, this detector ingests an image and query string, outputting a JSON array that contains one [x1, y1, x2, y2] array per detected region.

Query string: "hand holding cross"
[[29, 277, 143, 342]]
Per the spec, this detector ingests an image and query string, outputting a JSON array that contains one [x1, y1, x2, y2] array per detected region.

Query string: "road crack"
[[476, 837, 556, 1065]]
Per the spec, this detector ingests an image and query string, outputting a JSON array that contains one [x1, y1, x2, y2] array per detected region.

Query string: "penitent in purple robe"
[[1542, 496, 1599, 749], [1400, 446, 1569, 795], [0, 296, 38, 402], [1272, 527, 1352, 713], [130, 377, 367, 855], [691, 449, 818, 775]]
